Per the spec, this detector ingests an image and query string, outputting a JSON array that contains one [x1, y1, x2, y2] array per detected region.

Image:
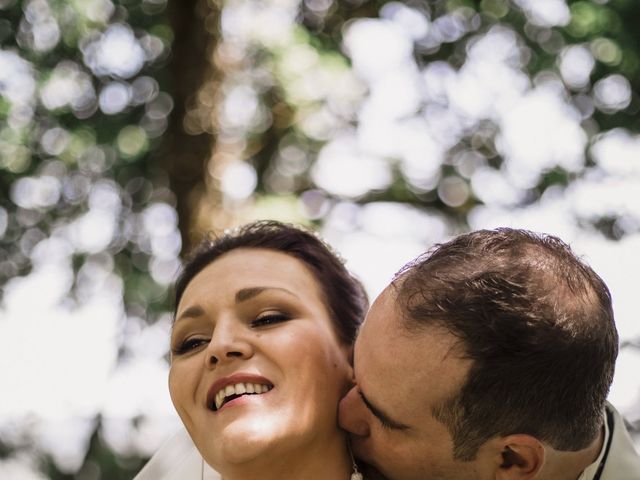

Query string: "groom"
[[339, 228, 640, 479]]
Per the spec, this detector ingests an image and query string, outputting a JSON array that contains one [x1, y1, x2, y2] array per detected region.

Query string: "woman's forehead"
[[180, 248, 324, 303]]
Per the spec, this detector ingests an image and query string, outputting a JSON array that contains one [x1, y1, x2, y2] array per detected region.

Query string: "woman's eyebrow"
[[174, 287, 301, 325], [175, 305, 205, 324], [235, 286, 300, 303]]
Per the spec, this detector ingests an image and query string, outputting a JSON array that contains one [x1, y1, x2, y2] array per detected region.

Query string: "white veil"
[[133, 426, 220, 480]]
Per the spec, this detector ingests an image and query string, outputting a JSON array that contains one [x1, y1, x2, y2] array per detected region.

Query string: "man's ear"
[[495, 434, 545, 479]]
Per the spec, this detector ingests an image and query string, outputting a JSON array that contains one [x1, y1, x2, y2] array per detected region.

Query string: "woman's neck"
[[217, 431, 353, 480]]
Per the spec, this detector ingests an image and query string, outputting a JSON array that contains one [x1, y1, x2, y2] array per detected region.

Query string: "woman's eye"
[[172, 337, 209, 355], [251, 313, 290, 328]]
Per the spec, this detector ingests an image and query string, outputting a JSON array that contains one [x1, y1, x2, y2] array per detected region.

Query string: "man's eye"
[[172, 337, 209, 355], [251, 313, 290, 328], [377, 417, 396, 431]]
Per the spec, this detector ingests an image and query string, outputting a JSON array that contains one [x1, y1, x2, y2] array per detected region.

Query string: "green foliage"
[[0, 0, 176, 476]]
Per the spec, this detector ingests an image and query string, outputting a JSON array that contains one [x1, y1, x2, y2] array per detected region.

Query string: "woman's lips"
[[207, 373, 274, 412]]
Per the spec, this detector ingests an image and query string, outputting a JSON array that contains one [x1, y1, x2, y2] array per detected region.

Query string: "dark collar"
[[593, 407, 614, 480]]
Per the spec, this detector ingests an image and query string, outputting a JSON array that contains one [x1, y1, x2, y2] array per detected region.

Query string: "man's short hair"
[[394, 228, 618, 460]]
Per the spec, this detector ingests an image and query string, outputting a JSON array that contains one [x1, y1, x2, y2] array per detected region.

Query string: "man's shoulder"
[[601, 403, 640, 479]]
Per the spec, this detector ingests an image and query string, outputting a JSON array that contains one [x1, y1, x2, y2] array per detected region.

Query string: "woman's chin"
[[207, 441, 264, 467], [203, 418, 289, 467]]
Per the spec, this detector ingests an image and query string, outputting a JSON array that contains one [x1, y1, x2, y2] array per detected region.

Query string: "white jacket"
[[579, 403, 640, 480]]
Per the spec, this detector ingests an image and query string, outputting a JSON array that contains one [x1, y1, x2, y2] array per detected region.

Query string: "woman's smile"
[[207, 373, 274, 412]]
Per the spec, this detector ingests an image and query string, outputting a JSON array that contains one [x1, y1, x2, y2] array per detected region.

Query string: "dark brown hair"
[[395, 228, 618, 460], [174, 220, 368, 344]]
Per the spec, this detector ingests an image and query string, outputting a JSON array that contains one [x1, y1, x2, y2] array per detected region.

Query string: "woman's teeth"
[[213, 382, 273, 410]]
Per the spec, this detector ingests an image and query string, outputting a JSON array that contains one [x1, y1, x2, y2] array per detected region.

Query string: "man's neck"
[[541, 426, 605, 480]]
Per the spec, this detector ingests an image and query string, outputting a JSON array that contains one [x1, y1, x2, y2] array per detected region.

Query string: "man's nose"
[[338, 386, 371, 437]]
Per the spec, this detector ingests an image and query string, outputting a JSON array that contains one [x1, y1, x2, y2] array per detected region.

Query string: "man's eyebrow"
[[235, 286, 299, 303], [358, 389, 410, 430]]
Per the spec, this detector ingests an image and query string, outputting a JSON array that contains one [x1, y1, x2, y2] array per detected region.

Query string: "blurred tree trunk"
[[164, 0, 219, 254]]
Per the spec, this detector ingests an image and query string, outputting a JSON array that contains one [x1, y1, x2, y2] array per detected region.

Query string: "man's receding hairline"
[[387, 279, 468, 356], [516, 242, 608, 334], [385, 279, 420, 337]]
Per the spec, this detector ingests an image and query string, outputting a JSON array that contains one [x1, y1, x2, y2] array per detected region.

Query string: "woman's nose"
[[205, 319, 253, 367], [338, 386, 371, 437]]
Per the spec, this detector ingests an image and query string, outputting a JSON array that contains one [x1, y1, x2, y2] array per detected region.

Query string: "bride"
[[135, 221, 369, 479]]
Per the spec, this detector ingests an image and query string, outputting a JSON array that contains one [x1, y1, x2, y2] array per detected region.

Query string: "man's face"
[[339, 286, 489, 480]]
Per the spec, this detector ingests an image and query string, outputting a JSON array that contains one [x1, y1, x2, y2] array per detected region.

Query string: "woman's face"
[[169, 248, 353, 468]]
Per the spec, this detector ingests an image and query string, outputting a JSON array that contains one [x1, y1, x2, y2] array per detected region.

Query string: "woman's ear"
[[496, 434, 545, 479], [338, 343, 355, 392], [348, 343, 355, 365]]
